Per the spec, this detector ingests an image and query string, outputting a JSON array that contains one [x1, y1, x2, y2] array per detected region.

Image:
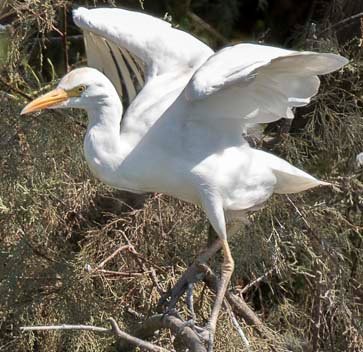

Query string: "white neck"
[[86, 95, 122, 130], [82, 73, 190, 193], [83, 96, 133, 188]]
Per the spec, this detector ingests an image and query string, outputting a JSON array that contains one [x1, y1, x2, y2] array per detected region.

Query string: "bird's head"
[[21, 67, 119, 115]]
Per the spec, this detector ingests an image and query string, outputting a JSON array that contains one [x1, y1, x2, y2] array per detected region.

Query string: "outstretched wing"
[[73, 7, 213, 105], [185, 44, 348, 132], [82, 30, 144, 104]]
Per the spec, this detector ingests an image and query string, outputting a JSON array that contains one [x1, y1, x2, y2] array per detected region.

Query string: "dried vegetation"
[[0, 0, 362, 351]]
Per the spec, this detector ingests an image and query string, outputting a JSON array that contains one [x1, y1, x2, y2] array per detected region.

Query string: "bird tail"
[[256, 150, 331, 194]]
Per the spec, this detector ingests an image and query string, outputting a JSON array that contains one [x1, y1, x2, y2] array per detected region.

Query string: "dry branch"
[[0, 76, 32, 100], [319, 11, 363, 35], [20, 324, 110, 334], [62, 5, 69, 73], [203, 268, 265, 333], [108, 318, 170, 352], [240, 264, 278, 294], [311, 269, 323, 352], [158, 254, 268, 339], [117, 314, 206, 352], [20, 318, 169, 352], [92, 244, 133, 271], [187, 11, 228, 44], [224, 301, 251, 351]]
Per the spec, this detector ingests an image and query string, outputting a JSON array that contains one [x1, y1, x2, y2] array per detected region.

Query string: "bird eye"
[[77, 85, 86, 93]]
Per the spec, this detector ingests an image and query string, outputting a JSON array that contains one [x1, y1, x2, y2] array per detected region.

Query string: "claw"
[[194, 325, 210, 342], [176, 319, 195, 335], [162, 307, 178, 318], [186, 283, 197, 321]]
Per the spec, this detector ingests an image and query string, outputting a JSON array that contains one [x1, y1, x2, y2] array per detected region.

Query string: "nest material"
[[0, 1, 362, 351]]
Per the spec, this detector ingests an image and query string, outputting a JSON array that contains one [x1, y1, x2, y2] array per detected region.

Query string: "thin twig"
[[20, 318, 169, 352], [0, 8, 16, 22], [108, 318, 169, 352], [286, 196, 315, 233], [0, 76, 32, 100], [203, 269, 264, 332], [50, 24, 64, 37], [311, 269, 323, 352], [20, 324, 110, 334], [121, 233, 165, 294], [187, 11, 228, 44], [240, 265, 278, 294], [118, 314, 206, 352], [93, 269, 144, 277], [150, 266, 164, 294], [63, 5, 70, 73], [319, 12, 363, 35], [93, 244, 132, 271], [224, 301, 251, 351]]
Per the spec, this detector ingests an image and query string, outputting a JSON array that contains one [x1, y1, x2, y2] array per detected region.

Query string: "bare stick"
[[311, 269, 323, 352], [121, 233, 165, 294], [108, 318, 169, 352], [94, 244, 132, 271], [63, 5, 69, 73], [224, 301, 251, 351], [240, 265, 278, 294], [118, 314, 206, 352], [319, 12, 363, 35], [187, 11, 228, 44], [158, 256, 269, 342], [20, 324, 110, 334], [21, 318, 169, 352], [93, 269, 144, 277], [0, 76, 32, 100], [202, 265, 280, 352]]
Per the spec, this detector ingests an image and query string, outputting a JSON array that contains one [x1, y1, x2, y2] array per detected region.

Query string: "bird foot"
[[176, 319, 195, 334], [158, 262, 206, 311], [195, 322, 214, 352], [194, 325, 210, 342]]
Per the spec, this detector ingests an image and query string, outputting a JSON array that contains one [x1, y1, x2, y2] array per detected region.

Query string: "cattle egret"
[[21, 7, 348, 351]]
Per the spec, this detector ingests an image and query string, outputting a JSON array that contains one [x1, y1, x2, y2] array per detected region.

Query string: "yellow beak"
[[21, 88, 70, 115]]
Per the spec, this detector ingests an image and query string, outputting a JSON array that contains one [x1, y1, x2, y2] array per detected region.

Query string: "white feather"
[[73, 7, 213, 80], [186, 44, 348, 129], [57, 10, 348, 237], [21, 11, 348, 347]]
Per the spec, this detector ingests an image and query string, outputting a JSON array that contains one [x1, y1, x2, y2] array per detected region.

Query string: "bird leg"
[[158, 222, 240, 351], [160, 239, 223, 311], [206, 239, 235, 352], [186, 283, 197, 322]]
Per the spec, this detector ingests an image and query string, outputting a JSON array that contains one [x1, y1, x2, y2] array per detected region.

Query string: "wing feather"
[[82, 29, 142, 103], [120, 48, 145, 88], [73, 7, 212, 100], [186, 44, 348, 129], [106, 41, 137, 101], [84, 32, 124, 97]]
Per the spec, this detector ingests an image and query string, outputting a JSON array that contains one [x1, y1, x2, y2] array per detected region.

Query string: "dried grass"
[[0, 1, 362, 351]]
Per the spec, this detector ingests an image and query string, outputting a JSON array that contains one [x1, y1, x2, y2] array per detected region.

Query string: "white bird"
[[356, 152, 363, 167], [21, 7, 348, 351]]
